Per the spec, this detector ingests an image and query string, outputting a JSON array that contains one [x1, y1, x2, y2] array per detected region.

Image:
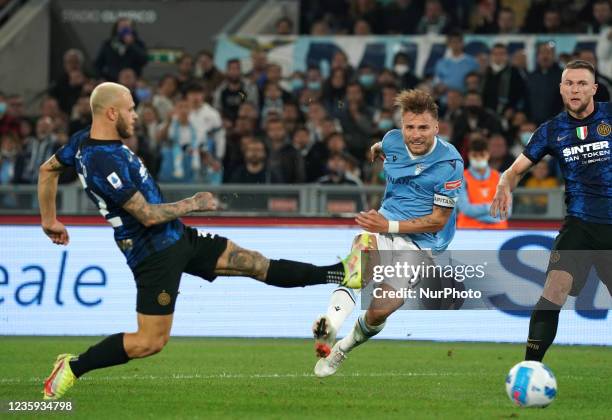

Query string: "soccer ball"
[[505, 361, 557, 407]]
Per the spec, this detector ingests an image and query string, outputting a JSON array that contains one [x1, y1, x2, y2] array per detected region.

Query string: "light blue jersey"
[[379, 129, 464, 252]]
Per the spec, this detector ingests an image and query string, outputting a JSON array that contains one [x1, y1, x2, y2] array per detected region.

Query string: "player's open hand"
[[370, 142, 385, 163], [191, 192, 218, 212], [356, 209, 388, 233], [42, 220, 70, 245], [490, 184, 512, 219]]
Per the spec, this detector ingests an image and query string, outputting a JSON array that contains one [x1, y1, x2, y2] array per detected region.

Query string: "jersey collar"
[[566, 102, 598, 123], [405, 136, 437, 160], [84, 138, 123, 146]]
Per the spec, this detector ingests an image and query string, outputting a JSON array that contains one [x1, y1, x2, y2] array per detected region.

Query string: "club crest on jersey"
[[444, 179, 462, 190], [576, 126, 588, 140], [106, 172, 123, 189], [392, 155, 397, 162], [415, 163, 424, 175], [597, 122, 611, 137]]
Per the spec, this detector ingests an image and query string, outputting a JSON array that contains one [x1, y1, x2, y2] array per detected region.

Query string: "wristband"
[[388, 220, 400, 233]]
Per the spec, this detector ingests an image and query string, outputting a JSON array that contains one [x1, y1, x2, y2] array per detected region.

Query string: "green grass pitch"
[[1, 337, 611, 419]]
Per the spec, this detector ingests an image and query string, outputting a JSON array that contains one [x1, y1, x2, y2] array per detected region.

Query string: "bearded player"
[[491, 60, 612, 362], [313, 89, 464, 377]]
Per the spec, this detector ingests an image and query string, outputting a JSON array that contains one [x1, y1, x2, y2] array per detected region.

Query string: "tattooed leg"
[[214, 241, 270, 280], [214, 241, 345, 288]]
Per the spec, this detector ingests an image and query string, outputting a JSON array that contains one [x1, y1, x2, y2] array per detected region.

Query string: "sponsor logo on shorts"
[[157, 291, 172, 306], [549, 250, 560, 264]]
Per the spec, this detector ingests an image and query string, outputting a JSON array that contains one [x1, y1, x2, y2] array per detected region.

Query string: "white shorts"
[[368, 232, 432, 292]]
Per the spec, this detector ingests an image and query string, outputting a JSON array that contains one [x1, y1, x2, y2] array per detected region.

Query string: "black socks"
[[69, 333, 130, 378], [265, 259, 345, 288], [525, 297, 561, 362]]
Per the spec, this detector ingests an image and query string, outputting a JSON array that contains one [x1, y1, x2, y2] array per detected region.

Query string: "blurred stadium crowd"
[[1, 0, 612, 195]]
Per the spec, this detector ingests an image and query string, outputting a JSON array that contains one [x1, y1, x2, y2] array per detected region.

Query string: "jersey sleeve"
[[522, 124, 550, 163], [54, 127, 90, 167], [432, 159, 464, 209], [89, 150, 138, 207]]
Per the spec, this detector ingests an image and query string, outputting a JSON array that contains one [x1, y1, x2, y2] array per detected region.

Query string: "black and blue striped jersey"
[[523, 102, 612, 224], [55, 128, 184, 269]]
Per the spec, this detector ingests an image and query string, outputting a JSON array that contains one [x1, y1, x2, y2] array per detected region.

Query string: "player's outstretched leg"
[[525, 270, 569, 361], [213, 238, 371, 289], [314, 312, 384, 377], [312, 288, 357, 358], [43, 354, 77, 400], [314, 281, 404, 377], [43, 314, 172, 399], [43, 333, 130, 400], [312, 233, 374, 357]]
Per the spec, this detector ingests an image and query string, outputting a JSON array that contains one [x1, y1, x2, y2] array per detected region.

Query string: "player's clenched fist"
[[191, 192, 218, 212], [356, 209, 389, 233], [370, 141, 386, 162]]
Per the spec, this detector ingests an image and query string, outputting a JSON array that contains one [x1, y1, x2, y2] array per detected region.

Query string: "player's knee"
[[140, 334, 169, 356], [542, 270, 573, 305]]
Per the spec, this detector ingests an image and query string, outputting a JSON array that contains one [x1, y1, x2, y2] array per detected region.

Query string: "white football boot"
[[314, 342, 347, 378], [312, 315, 337, 358]]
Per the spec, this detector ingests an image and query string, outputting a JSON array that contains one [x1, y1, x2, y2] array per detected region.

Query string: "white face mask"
[[469, 158, 488, 170], [490, 62, 506, 73], [394, 64, 409, 76]]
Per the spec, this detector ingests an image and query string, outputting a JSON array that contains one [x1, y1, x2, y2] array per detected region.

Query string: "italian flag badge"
[[576, 126, 588, 140]]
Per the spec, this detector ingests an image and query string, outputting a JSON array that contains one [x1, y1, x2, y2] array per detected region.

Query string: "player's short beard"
[[116, 113, 131, 139], [565, 98, 589, 115]]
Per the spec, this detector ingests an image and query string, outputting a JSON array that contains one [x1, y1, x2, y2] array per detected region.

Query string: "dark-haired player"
[[39, 82, 365, 399], [491, 60, 612, 361]]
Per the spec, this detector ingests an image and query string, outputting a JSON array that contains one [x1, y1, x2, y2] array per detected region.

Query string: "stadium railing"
[[0, 184, 565, 219]]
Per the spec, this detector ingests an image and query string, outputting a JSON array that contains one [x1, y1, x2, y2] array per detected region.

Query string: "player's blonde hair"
[[90, 82, 131, 115], [394, 89, 438, 119]]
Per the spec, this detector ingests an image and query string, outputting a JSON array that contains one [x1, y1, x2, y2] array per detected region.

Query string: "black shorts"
[[547, 216, 612, 296], [131, 226, 228, 315]]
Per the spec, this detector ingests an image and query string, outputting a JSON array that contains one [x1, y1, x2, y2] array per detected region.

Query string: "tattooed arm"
[[122, 191, 217, 227], [356, 206, 453, 234], [38, 155, 70, 245]]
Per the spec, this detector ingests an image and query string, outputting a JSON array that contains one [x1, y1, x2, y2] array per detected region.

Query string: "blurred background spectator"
[[5, 1, 608, 209], [95, 18, 148, 82]]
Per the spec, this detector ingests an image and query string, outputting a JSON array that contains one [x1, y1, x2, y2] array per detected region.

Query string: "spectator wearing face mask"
[[392, 52, 421, 91], [510, 121, 537, 158], [374, 108, 396, 138], [95, 18, 148, 82], [457, 136, 508, 229], [356, 64, 378, 107], [481, 43, 527, 116]]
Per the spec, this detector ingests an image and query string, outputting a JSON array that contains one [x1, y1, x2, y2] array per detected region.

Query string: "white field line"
[[0, 371, 465, 385]]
